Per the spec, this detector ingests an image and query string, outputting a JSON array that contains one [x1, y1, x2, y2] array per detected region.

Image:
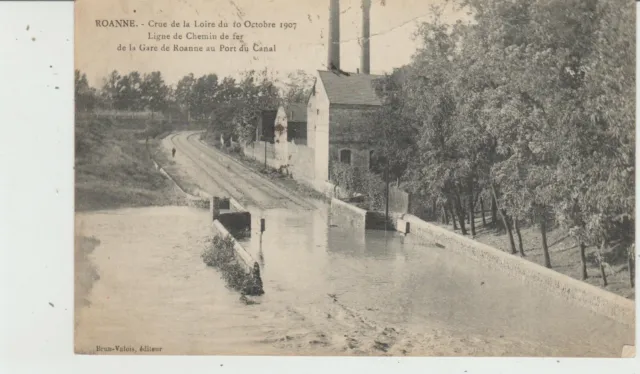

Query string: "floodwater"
[[75, 205, 634, 357]]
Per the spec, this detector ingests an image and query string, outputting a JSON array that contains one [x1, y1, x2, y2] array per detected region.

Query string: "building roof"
[[317, 70, 383, 106], [284, 102, 307, 123]]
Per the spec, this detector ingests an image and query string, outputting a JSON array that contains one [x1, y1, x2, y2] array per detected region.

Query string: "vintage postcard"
[[74, 0, 636, 357]]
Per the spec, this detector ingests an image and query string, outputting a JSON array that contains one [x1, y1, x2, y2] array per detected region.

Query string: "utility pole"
[[383, 119, 391, 231]]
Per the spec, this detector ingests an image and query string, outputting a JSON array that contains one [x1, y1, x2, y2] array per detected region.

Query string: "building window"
[[339, 149, 352, 165]]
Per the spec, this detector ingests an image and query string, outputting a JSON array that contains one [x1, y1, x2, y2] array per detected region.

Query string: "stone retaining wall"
[[229, 197, 245, 212], [318, 181, 350, 200], [330, 199, 402, 232], [330, 198, 367, 231], [212, 220, 255, 272], [212, 219, 264, 296], [210, 197, 251, 235], [400, 214, 635, 327]]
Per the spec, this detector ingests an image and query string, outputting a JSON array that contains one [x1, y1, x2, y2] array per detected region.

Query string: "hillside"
[[74, 118, 179, 211]]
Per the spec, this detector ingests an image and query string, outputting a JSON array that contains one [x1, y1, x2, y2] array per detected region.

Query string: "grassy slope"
[[148, 136, 204, 196], [75, 119, 180, 211], [431, 215, 635, 300]]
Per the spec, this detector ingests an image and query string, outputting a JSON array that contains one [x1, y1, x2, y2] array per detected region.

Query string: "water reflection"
[[326, 227, 407, 261], [215, 203, 632, 357]]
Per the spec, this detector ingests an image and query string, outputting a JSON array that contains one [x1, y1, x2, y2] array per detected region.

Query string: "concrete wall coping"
[[331, 197, 367, 216], [194, 188, 211, 199], [229, 197, 245, 212], [402, 214, 635, 326], [212, 219, 256, 272], [158, 168, 200, 200]]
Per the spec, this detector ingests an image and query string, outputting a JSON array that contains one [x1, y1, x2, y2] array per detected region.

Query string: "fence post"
[[211, 197, 221, 221]]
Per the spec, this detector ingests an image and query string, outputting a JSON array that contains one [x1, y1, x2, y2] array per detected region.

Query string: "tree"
[[99, 70, 121, 110], [400, 12, 469, 234], [141, 71, 169, 116], [191, 73, 219, 120], [281, 70, 314, 105], [113, 71, 144, 111], [389, 0, 633, 275], [75, 69, 96, 112], [175, 73, 196, 121]]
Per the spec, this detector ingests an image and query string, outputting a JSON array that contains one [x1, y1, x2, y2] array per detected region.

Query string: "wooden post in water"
[[259, 218, 265, 264], [210, 197, 221, 221]]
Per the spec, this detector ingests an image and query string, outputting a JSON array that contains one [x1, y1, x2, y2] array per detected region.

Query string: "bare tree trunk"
[[504, 215, 516, 254], [468, 182, 476, 237], [598, 239, 608, 287], [480, 197, 486, 226], [490, 184, 516, 253], [449, 200, 458, 231], [442, 205, 449, 225], [540, 216, 552, 268], [580, 242, 588, 280], [473, 191, 480, 210], [432, 198, 437, 221], [515, 219, 525, 257], [491, 194, 498, 228], [454, 192, 467, 235]]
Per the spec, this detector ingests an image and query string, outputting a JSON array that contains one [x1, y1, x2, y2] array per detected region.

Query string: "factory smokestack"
[[361, 0, 371, 74], [328, 0, 340, 70]]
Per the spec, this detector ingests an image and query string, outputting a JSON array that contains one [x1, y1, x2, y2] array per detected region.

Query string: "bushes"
[[74, 117, 177, 211], [201, 234, 263, 295], [202, 235, 236, 267], [141, 120, 173, 139], [75, 119, 111, 159], [330, 163, 385, 210]]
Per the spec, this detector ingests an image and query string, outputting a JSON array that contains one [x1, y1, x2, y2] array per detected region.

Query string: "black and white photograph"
[[73, 0, 635, 358]]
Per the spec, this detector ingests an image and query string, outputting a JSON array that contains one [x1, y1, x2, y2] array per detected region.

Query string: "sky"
[[76, 0, 467, 87]]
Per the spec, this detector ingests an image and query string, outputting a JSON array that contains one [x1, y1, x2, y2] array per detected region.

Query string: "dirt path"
[[165, 132, 317, 211]]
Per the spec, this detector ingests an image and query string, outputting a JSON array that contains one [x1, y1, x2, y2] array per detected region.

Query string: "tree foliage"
[[76, 67, 293, 144], [75, 69, 97, 112], [367, 0, 634, 277]]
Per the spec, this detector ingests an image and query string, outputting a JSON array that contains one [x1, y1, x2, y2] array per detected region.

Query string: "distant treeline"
[[75, 68, 313, 138]]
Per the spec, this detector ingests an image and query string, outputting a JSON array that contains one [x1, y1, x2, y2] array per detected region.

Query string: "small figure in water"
[[172, 148, 176, 158]]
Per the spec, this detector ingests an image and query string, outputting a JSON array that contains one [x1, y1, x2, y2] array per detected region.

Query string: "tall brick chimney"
[[361, 0, 371, 74], [328, 0, 340, 70]]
